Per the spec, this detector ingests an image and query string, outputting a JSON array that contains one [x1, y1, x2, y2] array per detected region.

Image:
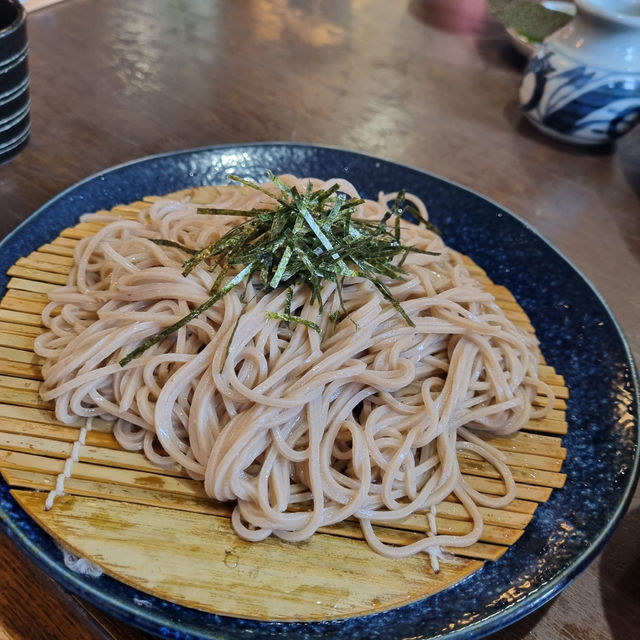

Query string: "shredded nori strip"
[[119, 172, 439, 365]]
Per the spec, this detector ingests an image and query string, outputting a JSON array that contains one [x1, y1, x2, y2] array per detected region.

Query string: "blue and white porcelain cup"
[[519, 0, 640, 145], [0, 0, 29, 164]]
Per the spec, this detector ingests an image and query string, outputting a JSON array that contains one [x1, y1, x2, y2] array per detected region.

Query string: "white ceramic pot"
[[519, 0, 640, 145]]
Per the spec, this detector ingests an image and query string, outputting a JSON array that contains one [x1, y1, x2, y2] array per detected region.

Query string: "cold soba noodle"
[[35, 175, 553, 566]]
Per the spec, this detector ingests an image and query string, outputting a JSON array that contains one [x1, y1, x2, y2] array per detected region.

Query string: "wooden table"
[[1, 1, 638, 638]]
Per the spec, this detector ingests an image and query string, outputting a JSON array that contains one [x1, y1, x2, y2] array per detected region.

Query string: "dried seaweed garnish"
[[149, 239, 198, 255], [119, 173, 439, 366]]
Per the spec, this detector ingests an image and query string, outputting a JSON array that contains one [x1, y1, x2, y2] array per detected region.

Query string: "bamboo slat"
[[0, 321, 43, 337], [0, 308, 46, 326], [15, 256, 74, 274], [7, 277, 57, 294], [0, 192, 569, 622], [0, 288, 51, 309], [41, 240, 76, 256]]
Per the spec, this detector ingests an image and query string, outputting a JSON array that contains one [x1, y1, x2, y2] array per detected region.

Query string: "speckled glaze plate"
[[0, 143, 638, 640]]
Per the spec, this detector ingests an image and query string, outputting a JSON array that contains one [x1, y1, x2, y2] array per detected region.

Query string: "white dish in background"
[[506, 1, 577, 57]]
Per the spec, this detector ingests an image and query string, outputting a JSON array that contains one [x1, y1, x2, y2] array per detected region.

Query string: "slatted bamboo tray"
[[0, 190, 568, 622]]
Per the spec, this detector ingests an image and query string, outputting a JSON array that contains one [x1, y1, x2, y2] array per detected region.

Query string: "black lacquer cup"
[[0, 0, 29, 164]]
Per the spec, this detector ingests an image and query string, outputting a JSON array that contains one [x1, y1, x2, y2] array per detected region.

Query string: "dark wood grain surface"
[[1, 1, 638, 638]]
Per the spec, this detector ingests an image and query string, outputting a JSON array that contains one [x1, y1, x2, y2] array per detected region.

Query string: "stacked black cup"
[[0, 0, 29, 164]]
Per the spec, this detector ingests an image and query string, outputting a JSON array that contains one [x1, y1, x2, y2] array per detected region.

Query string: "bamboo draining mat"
[[0, 190, 568, 621]]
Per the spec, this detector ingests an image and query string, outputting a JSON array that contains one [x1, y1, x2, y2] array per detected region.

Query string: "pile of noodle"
[[35, 175, 553, 565]]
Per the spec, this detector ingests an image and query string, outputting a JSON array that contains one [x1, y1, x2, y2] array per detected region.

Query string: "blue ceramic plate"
[[0, 144, 638, 640]]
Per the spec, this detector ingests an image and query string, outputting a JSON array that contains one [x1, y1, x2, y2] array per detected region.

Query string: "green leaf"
[[489, 0, 573, 43]]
